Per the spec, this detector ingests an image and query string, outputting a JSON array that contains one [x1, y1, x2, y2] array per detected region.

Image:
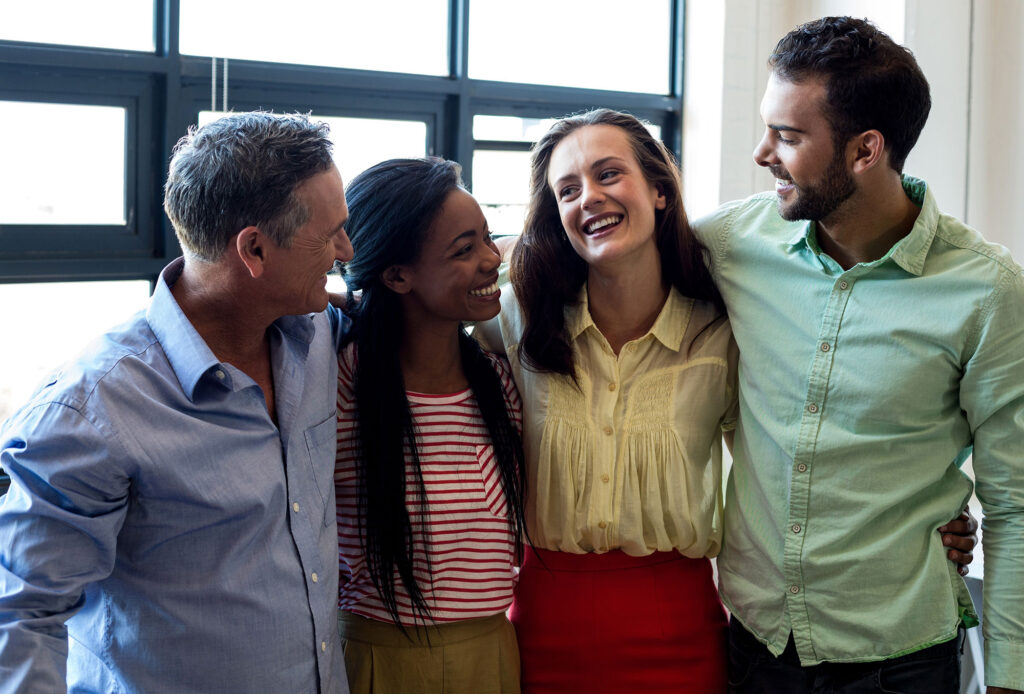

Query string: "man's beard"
[[773, 147, 855, 222]]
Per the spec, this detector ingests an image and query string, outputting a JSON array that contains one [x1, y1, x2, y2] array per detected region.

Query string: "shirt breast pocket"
[[303, 415, 337, 527]]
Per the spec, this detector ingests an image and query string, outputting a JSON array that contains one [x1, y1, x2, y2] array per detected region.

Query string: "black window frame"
[[0, 0, 684, 288]]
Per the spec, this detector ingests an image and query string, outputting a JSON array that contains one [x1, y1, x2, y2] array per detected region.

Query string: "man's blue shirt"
[[0, 259, 351, 693]]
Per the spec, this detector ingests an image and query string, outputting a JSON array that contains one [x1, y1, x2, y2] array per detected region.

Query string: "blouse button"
[[796, 463, 808, 473], [839, 280, 849, 290], [820, 342, 831, 352], [627, 344, 637, 353], [601, 473, 610, 483], [807, 403, 819, 414], [603, 426, 613, 436], [598, 521, 608, 529], [608, 382, 617, 392]]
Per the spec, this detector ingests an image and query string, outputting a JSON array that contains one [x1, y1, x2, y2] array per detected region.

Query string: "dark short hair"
[[769, 16, 930, 172], [163, 112, 334, 261]]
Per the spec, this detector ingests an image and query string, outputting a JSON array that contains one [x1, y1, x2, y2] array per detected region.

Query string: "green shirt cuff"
[[985, 638, 1024, 690]]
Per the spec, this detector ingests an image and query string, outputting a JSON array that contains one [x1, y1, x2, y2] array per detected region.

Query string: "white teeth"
[[470, 281, 499, 297], [586, 216, 622, 234]]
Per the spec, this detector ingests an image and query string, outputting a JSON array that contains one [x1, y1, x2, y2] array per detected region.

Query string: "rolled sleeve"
[[961, 269, 1024, 691]]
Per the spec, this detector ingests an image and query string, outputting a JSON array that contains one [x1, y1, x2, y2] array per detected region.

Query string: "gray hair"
[[163, 112, 335, 261]]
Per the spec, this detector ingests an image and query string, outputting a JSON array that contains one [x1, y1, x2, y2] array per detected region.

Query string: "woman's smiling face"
[[394, 187, 502, 327], [547, 124, 666, 272]]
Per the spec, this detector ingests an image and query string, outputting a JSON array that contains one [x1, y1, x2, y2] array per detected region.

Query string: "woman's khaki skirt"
[[338, 610, 520, 694]]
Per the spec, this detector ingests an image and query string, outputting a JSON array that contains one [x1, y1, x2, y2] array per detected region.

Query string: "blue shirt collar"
[[146, 258, 318, 402]]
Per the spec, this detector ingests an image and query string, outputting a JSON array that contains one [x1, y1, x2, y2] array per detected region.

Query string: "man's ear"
[[850, 130, 886, 174], [381, 265, 412, 294], [235, 226, 268, 279]]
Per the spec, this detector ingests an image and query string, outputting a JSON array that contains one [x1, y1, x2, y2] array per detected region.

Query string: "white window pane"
[[0, 281, 151, 424], [0, 102, 126, 225], [469, 0, 671, 93], [180, 0, 449, 76], [319, 116, 429, 187], [474, 116, 560, 142], [198, 112, 428, 189], [472, 150, 531, 206], [0, 1, 154, 52], [472, 150, 532, 237], [481, 203, 529, 239]]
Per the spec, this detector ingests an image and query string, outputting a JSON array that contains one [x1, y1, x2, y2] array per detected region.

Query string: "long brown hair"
[[510, 108, 722, 376]]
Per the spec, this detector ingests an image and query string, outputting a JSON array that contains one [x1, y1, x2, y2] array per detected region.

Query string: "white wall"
[[963, 0, 1024, 259], [903, 0, 971, 220], [684, 0, 1024, 261]]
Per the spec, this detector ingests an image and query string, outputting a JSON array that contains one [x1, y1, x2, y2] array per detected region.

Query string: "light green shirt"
[[694, 176, 1024, 690]]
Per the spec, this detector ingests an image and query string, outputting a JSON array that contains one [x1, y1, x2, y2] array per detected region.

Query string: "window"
[[0, 1, 154, 52], [0, 280, 151, 422], [179, 0, 450, 75], [472, 149, 533, 237], [0, 101, 126, 225], [469, 0, 673, 93]]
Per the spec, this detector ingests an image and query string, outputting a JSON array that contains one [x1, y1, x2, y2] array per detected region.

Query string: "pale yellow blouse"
[[476, 285, 738, 558]]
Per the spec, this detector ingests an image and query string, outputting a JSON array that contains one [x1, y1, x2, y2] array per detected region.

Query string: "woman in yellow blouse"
[[476, 109, 734, 692]]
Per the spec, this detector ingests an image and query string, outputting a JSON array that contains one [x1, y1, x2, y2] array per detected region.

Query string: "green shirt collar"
[[786, 175, 937, 276]]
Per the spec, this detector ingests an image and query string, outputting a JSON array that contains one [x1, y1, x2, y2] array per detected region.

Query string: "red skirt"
[[510, 547, 727, 694]]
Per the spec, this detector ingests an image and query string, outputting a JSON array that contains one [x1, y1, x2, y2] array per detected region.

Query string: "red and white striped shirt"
[[335, 343, 522, 625]]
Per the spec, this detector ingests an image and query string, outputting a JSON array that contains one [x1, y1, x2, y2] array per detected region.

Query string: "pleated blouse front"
[[479, 285, 738, 558]]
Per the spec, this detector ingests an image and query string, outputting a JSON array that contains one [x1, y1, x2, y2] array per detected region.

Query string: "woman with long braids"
[[334, 157, 527, 694]]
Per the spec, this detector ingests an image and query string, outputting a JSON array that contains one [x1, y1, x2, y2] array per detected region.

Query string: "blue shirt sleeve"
[[0, 400, 131, 694]]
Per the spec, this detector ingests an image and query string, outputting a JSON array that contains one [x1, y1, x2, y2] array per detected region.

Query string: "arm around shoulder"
[[468, 264, 517, 356], [472, 314, 507, 356]]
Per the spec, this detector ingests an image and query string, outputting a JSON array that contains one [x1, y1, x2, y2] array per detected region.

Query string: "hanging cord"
[[210, 57, 230, 112]]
